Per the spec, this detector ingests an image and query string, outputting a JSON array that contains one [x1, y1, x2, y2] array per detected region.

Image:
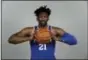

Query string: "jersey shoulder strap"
[[30, 26, 38, 43], [34, 25, 38, 30], [48, 25, 52, 31], [33, 25, 52, 32], [31, 26, 38, 36]]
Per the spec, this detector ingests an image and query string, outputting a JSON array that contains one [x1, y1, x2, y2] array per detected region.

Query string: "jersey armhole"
[[29, 26, 38, 43]]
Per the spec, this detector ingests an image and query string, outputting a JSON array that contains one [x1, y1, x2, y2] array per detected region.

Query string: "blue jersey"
[[29, 26, 56, 60]]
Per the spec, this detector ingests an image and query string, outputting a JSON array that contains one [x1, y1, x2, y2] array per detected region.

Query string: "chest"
[[35, 28, 51, 37]]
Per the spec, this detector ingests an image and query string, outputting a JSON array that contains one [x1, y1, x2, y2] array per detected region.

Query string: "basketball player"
[[8, 6, 77, 60]]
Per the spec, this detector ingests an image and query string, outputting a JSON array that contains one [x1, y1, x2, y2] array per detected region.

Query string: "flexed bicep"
[[8, 27, 34, 44]]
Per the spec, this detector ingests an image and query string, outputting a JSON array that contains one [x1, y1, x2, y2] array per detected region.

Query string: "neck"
[[38, 24, 48, 28]]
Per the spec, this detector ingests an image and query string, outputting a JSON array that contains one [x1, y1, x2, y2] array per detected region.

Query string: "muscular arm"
[[52, 26, 77, 45], [8, 27, 34, 44]]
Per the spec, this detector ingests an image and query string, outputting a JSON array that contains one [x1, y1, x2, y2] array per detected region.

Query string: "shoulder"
[[22, 27, 33, 30], [20, 27, 34, 33], [51, 26, 65, 36], [51, 26, 64, 31]]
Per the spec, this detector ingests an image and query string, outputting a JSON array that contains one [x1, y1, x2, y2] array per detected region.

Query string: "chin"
[[41, 24, 47, 27]]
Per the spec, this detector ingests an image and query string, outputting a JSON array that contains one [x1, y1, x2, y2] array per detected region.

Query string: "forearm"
[[60, 32, 77, 45], [8, 36, 31, 44], [54, 32, 77, 45], [52, 27, 77, 45]]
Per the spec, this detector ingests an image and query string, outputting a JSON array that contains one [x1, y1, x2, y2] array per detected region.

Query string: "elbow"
[[61, 32, 78, 45], [68, 39, 77, 45], [8, 39, 18, 45], [65, 36, 77, 45], [71, 41, 77, 45]]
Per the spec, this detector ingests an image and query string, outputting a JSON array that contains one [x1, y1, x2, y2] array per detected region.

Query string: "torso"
[[29, 25, 56, 60], [30, 40, 56, 60]]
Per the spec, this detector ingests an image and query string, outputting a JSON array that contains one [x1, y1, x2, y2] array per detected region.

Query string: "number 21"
[[39, 44, 47, 50]]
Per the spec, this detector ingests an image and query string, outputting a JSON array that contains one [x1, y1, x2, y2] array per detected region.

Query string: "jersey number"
[[39, 44, 47, 50]]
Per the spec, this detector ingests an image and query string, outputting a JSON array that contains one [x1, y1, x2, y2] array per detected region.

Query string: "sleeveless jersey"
[[29, 26, 56, 60]]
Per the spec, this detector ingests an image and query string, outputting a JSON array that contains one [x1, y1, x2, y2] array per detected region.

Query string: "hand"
[[28, 32, 35, 41], [50, 29, 61, 41]]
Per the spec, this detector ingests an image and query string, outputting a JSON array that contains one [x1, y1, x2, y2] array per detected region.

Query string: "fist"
[[50, 29, 57, 37], [50, 29, 60, 41]]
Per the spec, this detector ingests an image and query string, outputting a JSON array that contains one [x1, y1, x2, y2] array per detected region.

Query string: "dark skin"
[[8, 12, 65, 44]]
